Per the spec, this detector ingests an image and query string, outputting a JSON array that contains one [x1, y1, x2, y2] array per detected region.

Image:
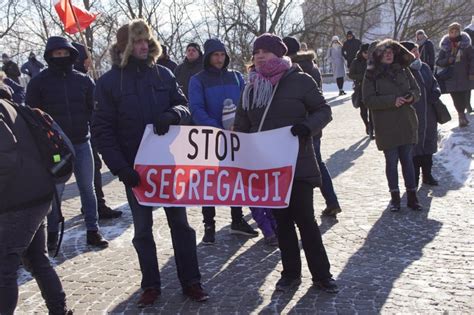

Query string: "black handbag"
[[435, 66, 454, 81], [351, 84, 361, 108], [433, 99, 451, 124]]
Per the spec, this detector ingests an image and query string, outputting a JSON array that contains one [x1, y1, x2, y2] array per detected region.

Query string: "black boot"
[[421, 155, 438, 186], [98, 205, 123, 220], [86, 230, 109, 248], [202, 224, 215, 245], [407, 190, 423, 211], [47, 232, 59, 251], [389, 191, 400, 212], [423, 174, 439, 186]]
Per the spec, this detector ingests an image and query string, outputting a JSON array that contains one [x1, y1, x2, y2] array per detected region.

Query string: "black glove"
[[118, 167, 140, 187], [290, 123, 311, 137], [154, 111, 179, 135]]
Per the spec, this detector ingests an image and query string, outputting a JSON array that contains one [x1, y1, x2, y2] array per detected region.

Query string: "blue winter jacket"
[[188, 38, 244, 128], [26, 36, 95, 145], [92, 56, 191, 175]]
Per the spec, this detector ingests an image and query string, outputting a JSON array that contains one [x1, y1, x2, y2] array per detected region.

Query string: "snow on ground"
[[322, 83, 473, 189]]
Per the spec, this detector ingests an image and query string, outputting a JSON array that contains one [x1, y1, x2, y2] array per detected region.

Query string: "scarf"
[[242, 57, 291, 110]]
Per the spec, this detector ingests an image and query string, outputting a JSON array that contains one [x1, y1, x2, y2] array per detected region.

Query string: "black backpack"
[[13, 103, 75, 257], [14, 104, 75, 183]]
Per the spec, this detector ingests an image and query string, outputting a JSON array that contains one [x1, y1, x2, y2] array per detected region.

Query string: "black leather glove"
[[154, 111, 180, 135], [118, 167, 140, 187], [290, 123, 311, 137]]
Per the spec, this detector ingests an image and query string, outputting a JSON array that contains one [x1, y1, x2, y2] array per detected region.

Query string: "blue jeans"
[[313, 138, 339, 207], [0, 202, 67, 315], [48, 141, 98, 232], [125, 187, 201, 289], [383, 144, 416, 192]]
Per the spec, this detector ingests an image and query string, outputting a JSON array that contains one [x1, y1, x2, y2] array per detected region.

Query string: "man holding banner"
[[92, 19, 208, 306], [188, 38, 258, 244]]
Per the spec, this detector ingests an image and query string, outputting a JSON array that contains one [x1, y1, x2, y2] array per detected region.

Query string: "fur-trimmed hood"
[[110, 19, 162, 68], [439, 31, 472, 52], [366, 39, 414, 77], [290, 50, 317, 63]]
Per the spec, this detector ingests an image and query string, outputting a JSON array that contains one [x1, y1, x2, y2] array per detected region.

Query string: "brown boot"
[[407, 190, 423, 211], [86, 230, 109, 248]]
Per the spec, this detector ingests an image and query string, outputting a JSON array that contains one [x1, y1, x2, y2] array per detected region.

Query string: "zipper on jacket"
[[62, 73, 73, 129]]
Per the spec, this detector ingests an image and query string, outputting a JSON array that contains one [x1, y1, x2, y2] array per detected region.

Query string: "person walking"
[[174, 43, 204, 98], [283, 36, 342, 217], [93, 19, 209, 306], [25, 36, 108, 250], [0, 89, 72, 315], [362, 39, 423, 212], [327, 36, 346, 95], [401, 41, 441, 187], [342, 31, 362, 68], [20, 52, 45, 78], [1, 54, 21, 84], [415, 30, 435, 71], [71, 42, 122, 220], [349, 43, 374, 139], [435, 22, 474, 127], [188, 38, 258, 244], [234, 33, 338, 294]]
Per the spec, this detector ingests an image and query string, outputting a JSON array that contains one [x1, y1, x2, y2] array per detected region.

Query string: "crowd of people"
[[0, 16, 473, 314]]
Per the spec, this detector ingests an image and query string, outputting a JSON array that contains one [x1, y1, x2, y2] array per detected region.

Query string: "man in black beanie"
[[174, 42, 203, 98], [342, 31, 361, 67]]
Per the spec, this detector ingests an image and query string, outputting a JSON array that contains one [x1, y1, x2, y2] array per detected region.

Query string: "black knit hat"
[[282, 36, 300, 56], [400, 41, 416, 52], [186, 42, 202, 56], [253, 33, 288, 58], [360, 43, 370, 52]]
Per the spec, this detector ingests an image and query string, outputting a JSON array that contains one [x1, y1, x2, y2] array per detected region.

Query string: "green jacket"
[[362, 40, 421, 151]]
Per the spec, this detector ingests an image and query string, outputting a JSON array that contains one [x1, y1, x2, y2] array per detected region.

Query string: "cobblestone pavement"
[[16, 92, 473, 314]]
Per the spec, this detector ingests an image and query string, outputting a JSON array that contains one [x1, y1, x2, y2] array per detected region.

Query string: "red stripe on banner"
[[132, 165, 293, 207]]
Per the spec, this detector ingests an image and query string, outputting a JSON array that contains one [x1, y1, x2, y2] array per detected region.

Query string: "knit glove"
[[154, 111, 180, 135], [290, 123, 311, 137], [222, 99, 237, 130], [118, 167, 140, 187]]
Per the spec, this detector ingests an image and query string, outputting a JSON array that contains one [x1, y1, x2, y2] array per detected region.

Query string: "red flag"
[[54, 0, 98, 34]]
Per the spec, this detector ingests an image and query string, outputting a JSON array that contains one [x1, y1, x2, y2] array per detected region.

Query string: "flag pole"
[[67, 0, 97, 80]]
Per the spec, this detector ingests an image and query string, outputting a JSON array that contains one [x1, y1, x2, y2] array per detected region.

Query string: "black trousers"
[[91, 147, 106, 208], [413, 154, 433, 181], [202, 207, 243, 226], [272, 181, 332, 281], [336, 77, 344, 90], [450, 91, 470, 114], [360, 103, 373, 133]]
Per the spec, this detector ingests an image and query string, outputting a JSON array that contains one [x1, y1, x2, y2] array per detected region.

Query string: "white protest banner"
[[132, 125, 298, 208]]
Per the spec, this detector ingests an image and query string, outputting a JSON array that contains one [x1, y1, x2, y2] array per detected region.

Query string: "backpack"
[[13, 104, 75, 184], [12, 103, 75, 257]]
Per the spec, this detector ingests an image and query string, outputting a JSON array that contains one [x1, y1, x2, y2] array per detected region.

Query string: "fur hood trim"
[[366, 39, 414, 75], [291, 51, 317, 63], [439, 32, 472, 51], [110, 19, 162, 68]]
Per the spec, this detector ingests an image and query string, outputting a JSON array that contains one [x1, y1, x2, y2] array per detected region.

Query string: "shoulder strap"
[[257, 82, 280, 132], [233, 71, 240, 88]]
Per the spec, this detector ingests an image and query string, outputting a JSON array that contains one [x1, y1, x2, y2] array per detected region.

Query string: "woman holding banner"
[[234, 33, 338, 294]]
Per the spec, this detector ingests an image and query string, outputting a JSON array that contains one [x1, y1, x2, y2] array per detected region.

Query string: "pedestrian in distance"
[[362, 39, 423, 212], [188, 38, 259, 244], [0, 86, 72, 315], [342, 30, 362, 68], [174, 42, 204, 98], [234, 33, 339, 294], [71, 42, 122, 220], [26, 36, 109, 250], [349, 43, 374, 139], [415, 30, 435, 71], [435, 22, 474, 127], [1, 53, 21, 84], [327, 35, 346, 95], [92, 19, 209, 306], [284, 35, 342, 217], [157, 45, 178, 71], [20, 52, 45, 78], [401, 41, 441, 187]]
